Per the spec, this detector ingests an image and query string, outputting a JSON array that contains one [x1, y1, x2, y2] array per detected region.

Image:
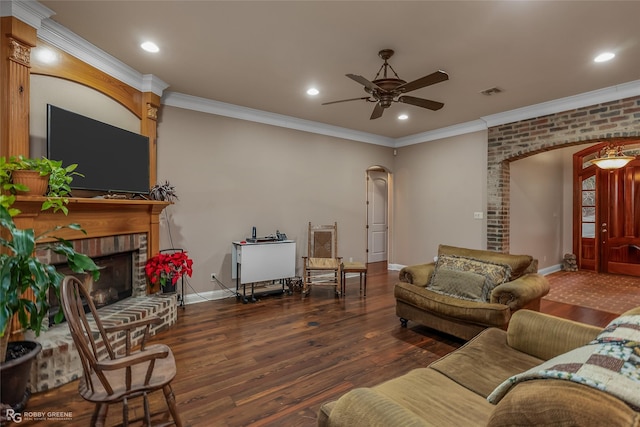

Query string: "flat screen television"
[[47, 104, 150, 194]]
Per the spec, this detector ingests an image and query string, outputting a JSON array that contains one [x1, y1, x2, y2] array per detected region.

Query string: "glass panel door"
[[579, 173, 596, 270]]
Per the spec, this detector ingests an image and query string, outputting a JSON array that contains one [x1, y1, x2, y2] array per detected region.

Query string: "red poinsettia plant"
[[145, 251, 193, 291]]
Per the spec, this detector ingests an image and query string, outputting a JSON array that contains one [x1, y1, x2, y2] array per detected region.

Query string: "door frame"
[[366, 165, 392, 265], [573, 141, 640, 274]]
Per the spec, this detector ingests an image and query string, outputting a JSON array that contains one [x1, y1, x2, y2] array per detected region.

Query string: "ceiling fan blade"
[[398, 95, 444, 111], [396, 70, 449, 93], [370, 103, 384, 120], [346, 74, 383, 92], [322, 97, 370, 105]]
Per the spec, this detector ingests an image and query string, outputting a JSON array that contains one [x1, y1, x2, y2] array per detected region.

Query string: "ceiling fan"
[[323, 49, 448, 120]]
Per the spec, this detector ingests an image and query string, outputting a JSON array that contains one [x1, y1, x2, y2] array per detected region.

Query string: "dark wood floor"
[[25, 270, 619, 426]]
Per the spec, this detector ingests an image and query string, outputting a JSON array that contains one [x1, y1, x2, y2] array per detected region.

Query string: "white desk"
[[232, 240, 296, 302]]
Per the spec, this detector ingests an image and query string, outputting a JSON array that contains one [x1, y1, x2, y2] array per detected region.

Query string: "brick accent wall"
[[487, 95, 640, 252]]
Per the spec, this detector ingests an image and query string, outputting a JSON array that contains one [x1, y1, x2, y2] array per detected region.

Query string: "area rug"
[[543, 271, 640, 314]]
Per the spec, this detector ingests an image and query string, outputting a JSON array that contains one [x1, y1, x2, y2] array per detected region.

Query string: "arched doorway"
[[366, 166, 391, 266], [574, 141, 640, 276]]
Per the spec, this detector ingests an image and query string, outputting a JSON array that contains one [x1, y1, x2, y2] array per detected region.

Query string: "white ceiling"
[[37, 1, 640, 140]]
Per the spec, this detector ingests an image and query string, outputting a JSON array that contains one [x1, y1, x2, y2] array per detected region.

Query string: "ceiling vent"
[[480, 87, 503, 96]]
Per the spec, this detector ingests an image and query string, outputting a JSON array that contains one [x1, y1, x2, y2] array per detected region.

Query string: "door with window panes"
[[574, 142, 640, 276], [577, 171, 597, 270]]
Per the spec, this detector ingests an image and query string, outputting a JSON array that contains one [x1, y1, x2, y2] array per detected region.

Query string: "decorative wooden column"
[[142, 92, 161, 187], [0, 16, 36, 158], [2, 15, 168, 298]]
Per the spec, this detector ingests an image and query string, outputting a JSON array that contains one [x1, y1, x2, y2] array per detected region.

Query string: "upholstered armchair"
[[395, 244, 550, 340]]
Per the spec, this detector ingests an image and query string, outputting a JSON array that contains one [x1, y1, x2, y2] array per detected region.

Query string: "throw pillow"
[[437, 245, 533, 279], [430, 255, 511, 301], [428, 268, 487, 302]]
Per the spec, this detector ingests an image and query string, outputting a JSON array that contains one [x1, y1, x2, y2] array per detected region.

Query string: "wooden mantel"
[[12, 196, 170, 256]]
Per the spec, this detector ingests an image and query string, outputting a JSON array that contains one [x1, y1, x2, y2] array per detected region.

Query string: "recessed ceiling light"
[[306, 88, 319, 96], [594, 52, 615, 63], [398, 114, 409, 120], [141, 41, 160, 53]]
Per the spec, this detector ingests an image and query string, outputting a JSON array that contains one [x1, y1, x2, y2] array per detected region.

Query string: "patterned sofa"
[[395, 245, 550, 340]]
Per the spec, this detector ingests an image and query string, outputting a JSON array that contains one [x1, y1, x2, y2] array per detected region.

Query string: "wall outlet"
[[210, 273, 216, 282], [473, 211, 484, 219]]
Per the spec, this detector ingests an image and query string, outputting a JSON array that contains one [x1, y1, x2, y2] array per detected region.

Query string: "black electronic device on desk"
[[245, 229, 287, 243]]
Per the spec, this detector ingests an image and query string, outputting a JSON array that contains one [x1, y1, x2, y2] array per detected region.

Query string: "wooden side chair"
[[60, 275, 183, 427], [302, 222, 342, 297]]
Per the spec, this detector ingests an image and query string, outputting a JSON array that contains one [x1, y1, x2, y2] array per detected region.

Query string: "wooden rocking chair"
[[60, 275, 183, 427], [302, 222, 342, 297]]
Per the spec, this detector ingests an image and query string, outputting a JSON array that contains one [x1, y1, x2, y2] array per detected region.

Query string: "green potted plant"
[[0, 204, 100, 414], [0, 156, 82, 215]]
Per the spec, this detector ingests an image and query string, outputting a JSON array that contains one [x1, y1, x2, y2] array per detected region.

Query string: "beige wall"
[[510, 150, 564, 269], [510, 144, 593, 270], [156, 106, 394, 293], [393, 131, 488, 266]]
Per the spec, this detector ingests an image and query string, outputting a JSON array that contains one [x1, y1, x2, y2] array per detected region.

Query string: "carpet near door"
[[543, 270, 640, 314]]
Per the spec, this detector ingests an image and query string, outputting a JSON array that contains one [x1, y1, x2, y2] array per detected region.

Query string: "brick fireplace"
[[8, 196, 175, 392], [29, 232, 178, 392], [486, 95, 640, 253], [48, 251, 135, 324], [40, 233, 146, 325]]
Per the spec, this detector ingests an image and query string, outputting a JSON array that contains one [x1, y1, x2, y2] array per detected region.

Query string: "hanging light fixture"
[[590, 144, 635, 170]]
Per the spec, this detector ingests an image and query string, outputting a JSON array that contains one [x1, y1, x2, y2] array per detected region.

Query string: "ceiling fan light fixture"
[[322, 49, 448, 120], [590, 145, 634, 169], [398, 114, 409, 120], [306, 88, 320, 96]]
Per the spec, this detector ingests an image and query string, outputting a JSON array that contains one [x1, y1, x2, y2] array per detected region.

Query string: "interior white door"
[[367, 171, 388, 263]]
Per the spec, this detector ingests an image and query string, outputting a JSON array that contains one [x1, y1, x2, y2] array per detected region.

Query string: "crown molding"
[[162, 92, 395, 147], [141, 74, 170, 98], [394, 120, 488, 147], [0, 0, 53, 29], [481, 79, 640, 128], [6, 1, 639, 147], [2, 1, 168, 97], [37, 19, 168, 97], [394, 79, 640, 146]]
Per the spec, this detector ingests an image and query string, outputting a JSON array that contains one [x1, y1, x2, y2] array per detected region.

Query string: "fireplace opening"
[[48, 251, 135, 324]]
